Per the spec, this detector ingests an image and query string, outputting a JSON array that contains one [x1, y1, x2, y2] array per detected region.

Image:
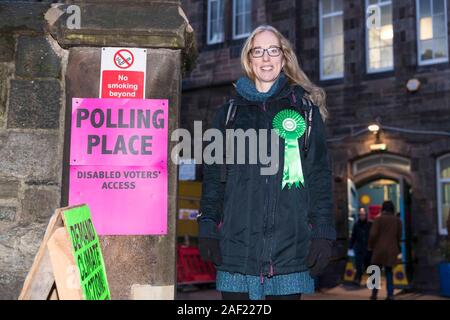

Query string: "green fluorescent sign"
[[63, 205, 111, 300]]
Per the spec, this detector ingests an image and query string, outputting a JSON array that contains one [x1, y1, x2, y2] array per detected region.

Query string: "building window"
[[233, 0, 252, 39], [366, 0, 394, 73], [437, 154, 450, 235], [207, 0, 225, 44], [416, 0, 449, 65], [319, 0, 344, 80]]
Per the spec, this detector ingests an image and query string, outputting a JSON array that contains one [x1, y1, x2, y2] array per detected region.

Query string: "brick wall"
[[181, 0, 450, 291]]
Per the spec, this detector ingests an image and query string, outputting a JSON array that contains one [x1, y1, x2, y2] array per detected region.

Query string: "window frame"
[[416, 0, 449, 66], [437, 154, 450, 236], [352, 153, 411, 176], [319, 0, 345, 80], [207, 0, 225, 45], [365, 0, 394, 74], [232, 0, 252, 40]]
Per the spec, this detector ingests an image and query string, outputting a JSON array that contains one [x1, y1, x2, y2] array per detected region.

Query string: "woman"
[[198, 25, 336, 300]]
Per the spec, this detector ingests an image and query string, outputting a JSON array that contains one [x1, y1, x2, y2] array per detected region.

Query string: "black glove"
[[306, 239, 333, 278], [198, 237, 222, 266]]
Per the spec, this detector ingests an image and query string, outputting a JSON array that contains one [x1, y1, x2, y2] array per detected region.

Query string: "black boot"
[[370, 288, 378, 300]]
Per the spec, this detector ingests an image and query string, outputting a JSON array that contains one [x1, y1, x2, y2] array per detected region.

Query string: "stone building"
[[181, 0, 450, 291]]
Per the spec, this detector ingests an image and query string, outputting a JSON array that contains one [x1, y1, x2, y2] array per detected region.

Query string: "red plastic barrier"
[[177, 245, 216, 285]]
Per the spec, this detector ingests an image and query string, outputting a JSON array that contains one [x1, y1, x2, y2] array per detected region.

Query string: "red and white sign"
[[100, 47, 147, 99]]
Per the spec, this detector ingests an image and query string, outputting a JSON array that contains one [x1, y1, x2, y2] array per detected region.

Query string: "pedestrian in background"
[[368, 200, 402, 300], [349, 207, 372, 286]]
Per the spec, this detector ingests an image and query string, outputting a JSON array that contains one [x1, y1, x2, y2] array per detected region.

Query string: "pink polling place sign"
[[69, 98, 168, 235]]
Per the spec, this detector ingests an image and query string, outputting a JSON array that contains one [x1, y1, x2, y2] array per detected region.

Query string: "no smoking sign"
[[100, 47, 147, 99], [114, 49, 134, 69]]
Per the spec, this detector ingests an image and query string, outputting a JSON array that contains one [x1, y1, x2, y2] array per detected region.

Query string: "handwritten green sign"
[[63, 205, 110, 300]]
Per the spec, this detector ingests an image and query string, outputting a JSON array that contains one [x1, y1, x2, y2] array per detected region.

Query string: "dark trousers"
[[221, 291, 302, 300], [371, 265, 394, 298], [354, 250, 371, 283]]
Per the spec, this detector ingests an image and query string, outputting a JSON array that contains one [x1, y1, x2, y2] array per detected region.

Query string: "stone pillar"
[[48, 0, 195, 299]]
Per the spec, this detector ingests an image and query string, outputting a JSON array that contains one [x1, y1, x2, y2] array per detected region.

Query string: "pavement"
[[176, 283, 450, 300], [303, 284, 449, 300]]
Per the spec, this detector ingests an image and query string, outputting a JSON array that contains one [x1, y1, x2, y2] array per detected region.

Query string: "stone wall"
[[0, 2, 67, 299]]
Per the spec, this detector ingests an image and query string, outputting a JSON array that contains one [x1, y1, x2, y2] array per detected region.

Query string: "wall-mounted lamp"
[[368, 124, 380, 134], [368, 123, 387, 151], [370, 143, 387, 151], [406, 78, 421, 92]]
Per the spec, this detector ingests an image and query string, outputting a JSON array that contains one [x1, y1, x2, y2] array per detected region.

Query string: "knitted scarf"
[[235, 73, 287, 102]]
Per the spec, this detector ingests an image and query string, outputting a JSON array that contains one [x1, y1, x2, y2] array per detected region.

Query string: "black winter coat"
[[350, 220, 372, 254], [198, 77, 336, 277]]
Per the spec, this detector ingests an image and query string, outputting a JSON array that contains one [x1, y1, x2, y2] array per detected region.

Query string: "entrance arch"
[[348, 153, 412, 227], [348, 153, 413, 286], [352, 153, 412, 186]]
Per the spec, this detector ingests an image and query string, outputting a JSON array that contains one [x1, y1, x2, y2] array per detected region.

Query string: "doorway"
[[348, 153, 414, 287]]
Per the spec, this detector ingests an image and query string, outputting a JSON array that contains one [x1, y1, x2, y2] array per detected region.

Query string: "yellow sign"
[[360, 194, 371, 205], [393, 264, 409, 286], [343, 261, 356, 282]]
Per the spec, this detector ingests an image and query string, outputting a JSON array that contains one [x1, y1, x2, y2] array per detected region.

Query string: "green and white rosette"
[[273, 109, 306, 189]]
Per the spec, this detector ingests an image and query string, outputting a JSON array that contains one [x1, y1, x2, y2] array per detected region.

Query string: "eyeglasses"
[[249, 46, 283, 58]]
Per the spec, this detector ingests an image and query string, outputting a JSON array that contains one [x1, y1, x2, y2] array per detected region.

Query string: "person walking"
[[197, 25, 336, 300], [368, 200, 402, 300], [349, 207, 372, 286]]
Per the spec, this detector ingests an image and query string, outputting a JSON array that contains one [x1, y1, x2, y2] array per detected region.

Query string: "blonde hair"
[[240, 25, 329, 120]]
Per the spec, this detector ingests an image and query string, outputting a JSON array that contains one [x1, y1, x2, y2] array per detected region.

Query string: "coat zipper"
[[268, 99, 278, 279], [259, 99, 270, 283], [268, 188, 278, 278], [244, 87, 303, 280], [266, 95, 284, 279], [269, 260, 274, 277], [260, 175, 269, 284], [259, 93, 292, 280]]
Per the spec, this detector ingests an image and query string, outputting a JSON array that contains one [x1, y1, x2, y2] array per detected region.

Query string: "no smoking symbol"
[[114, 49, 134, 69]]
